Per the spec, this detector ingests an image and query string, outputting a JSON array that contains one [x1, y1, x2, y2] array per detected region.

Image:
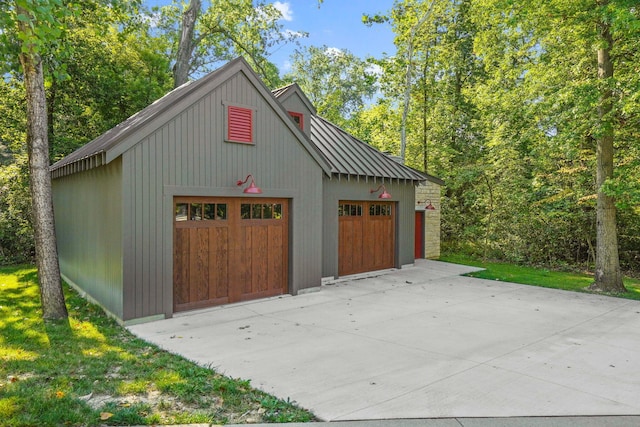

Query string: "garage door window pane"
[[263, 204, 273, 219], [241, 203, 251, 219], [203, 203, 215, 220], [339, 203, 363, 216], [175, 203, 189, 221], [252, 204, 263, 219], [217, 204, 227, 220], [190, 203, 203, 220], [273, 204, 282, 219]]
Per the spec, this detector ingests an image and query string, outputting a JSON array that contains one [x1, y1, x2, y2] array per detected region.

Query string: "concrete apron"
[[128, 260, 640, 421]]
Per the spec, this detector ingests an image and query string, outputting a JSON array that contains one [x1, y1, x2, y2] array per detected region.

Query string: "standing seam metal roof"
[[309, 116, 426, 182], [50, 75, 204, 174]]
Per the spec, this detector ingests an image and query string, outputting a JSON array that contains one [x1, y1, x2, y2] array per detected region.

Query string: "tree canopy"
[[352, 0, 640, 281], [0, 0, 638, 289]]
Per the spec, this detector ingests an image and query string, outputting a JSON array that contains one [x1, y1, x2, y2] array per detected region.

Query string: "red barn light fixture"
[[370, 185, 392, 199], [237, 174, 262, 194], [424, 199, 435, 210]]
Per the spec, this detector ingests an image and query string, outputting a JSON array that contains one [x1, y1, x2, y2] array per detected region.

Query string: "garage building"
[[51, 58, 430, 324]]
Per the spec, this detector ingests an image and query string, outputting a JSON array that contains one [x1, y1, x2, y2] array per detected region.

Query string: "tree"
[[173, 0, 201, 87], [4, 0, 69, 319], [469, 0, 635, 290], [361, 0, 639, 276], [160, 0, 303, 88], [396, 0, 435, 162], [367, 0, 489, 258], [285, 45, 378, 129], [45, 17, 172, 159], [1, 1, 173, 266], [592, 1, 624, 292]]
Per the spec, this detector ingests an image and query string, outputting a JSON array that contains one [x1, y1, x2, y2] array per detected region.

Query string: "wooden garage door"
[[338, 201, 395, 276], [173, 197, 288, 312]]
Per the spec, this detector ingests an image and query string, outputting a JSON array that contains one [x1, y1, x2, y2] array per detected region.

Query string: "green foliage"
[[0, 78, 26, 162], [0, 157, 33, 265], [1, 0, 72, 56], [154, 0, 303, 87], [0, 265, 316, 425], [356, 0, 640, 275], [284, 45, 379, 128], [349, 101, 401, 154], [45, 23, 173, 160], [260, 396, 315, 423], [0, 1, 174, 261]]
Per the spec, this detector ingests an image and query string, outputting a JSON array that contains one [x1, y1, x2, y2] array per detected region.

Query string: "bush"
[[0, 157, 34, 265]]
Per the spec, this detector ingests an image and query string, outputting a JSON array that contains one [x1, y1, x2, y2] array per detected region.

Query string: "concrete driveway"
[[128, 260, 640, 421]]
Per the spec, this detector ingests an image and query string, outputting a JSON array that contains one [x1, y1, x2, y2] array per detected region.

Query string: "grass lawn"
[[0, 265, 315, 426], [440, 254, 640, 300]]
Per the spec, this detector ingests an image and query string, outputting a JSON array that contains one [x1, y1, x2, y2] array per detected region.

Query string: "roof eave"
[[50, 152, 107, 179]]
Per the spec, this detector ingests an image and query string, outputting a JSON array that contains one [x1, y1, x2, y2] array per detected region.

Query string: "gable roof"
[[272, 86, 426, 183], [272, 83, 317, 115], [51, 57, 331, 179]]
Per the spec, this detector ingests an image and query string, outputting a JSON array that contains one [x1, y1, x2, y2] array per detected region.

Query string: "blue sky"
[[146, 0, 397, 74], [269, 0, 396, 72]]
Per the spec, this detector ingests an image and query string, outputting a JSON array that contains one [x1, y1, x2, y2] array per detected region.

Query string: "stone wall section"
[[415, 181, 441, 259]]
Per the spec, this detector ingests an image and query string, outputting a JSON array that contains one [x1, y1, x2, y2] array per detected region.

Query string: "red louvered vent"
[[227, 106, 253, 143], [289, 111, 304, 130]]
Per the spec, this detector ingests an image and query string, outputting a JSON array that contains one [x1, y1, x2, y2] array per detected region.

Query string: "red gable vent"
[[289, 111, 304, 130], [227, 106, 253, 143]]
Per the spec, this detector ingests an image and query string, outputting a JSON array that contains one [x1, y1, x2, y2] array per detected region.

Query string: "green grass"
[[440, 254, 640, 300], [0, 265, 316, 426]]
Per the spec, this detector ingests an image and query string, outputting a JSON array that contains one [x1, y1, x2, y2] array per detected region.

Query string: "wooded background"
[[1, 0, 638, 276]]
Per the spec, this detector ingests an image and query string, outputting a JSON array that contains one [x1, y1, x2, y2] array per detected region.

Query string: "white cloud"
[[283, 29, 306, 38], [365, 63, 383, 77], [273, 2, 293, 21], [324, 47, 344, 58]]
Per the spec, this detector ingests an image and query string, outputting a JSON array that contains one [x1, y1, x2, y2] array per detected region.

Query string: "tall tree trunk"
[[421, 61, 429, 173], [591, 8, 625, 293], [173, 0, 201, 88], [18, 11, 68, 320], [400, 0, 435, 162]]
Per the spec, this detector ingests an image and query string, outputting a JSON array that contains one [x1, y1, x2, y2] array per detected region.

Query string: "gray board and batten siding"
[[321, 178, 416, 279], [51, 58, 329, 324], [271, 83, 315, 139], [52, 158, 124, 319], [273, 86, 424, 279], [309, 117, 423, 278]]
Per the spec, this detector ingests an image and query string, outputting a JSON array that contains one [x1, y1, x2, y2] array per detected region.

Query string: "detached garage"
[[52, 58, 430, 324]]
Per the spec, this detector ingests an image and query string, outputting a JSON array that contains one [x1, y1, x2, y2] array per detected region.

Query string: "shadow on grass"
[[0, 267, 143, 425], [1, 265, 316, 426]]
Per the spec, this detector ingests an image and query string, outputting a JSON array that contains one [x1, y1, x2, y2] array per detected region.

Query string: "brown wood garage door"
[[173, 197, 288, 312], [338, 201, 395, 276]]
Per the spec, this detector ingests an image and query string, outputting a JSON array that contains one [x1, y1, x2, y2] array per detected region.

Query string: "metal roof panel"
[[309, 116, 425, 182]]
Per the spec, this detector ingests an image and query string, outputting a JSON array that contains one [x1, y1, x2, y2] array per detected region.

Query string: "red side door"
[[414, 211, 424, 259]]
